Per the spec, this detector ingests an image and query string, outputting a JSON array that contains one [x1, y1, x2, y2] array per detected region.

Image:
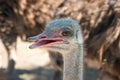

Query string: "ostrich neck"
[[63, 44, 83, 80]]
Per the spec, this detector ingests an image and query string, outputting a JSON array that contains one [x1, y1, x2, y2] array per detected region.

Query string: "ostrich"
[[28, 18, 84, 80], [0, 2, 21, 78]]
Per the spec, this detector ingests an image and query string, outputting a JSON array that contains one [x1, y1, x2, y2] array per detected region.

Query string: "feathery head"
[[28, 18, 83, 51]]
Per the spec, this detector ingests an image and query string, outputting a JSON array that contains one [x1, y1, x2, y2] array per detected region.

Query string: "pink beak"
[[28, 32, 65, 49]]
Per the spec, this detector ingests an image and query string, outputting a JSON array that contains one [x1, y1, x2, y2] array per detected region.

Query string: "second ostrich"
[[28, 18, 84, 80]]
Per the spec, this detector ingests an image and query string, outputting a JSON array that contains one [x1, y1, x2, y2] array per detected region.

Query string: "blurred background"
[[0, 0, 120, 80]]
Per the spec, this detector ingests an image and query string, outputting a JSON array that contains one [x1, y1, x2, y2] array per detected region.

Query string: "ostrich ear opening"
[[76, 28, 83, 44]]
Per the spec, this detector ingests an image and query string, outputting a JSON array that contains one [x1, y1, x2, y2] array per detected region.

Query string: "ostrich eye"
[[61, 28, 73, 36], [62, 31, 72, 36]]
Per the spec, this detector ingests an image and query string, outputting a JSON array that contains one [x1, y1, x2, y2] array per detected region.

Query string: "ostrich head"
[[28, 18, 83, 53]]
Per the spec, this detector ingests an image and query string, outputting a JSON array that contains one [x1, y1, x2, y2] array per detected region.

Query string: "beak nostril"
[[40, 36, 46, 38]]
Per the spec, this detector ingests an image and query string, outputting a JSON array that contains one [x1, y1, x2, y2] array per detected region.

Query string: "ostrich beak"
[[28, 32, 66, 49], [27, 32, 46, 41]]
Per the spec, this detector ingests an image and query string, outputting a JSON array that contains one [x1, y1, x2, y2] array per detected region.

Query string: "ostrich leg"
[[6, 43, 16, 76], [1, 34, 17, 79]]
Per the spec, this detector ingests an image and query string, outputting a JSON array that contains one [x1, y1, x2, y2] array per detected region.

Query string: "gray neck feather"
[[63, 43, 84, 80]]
